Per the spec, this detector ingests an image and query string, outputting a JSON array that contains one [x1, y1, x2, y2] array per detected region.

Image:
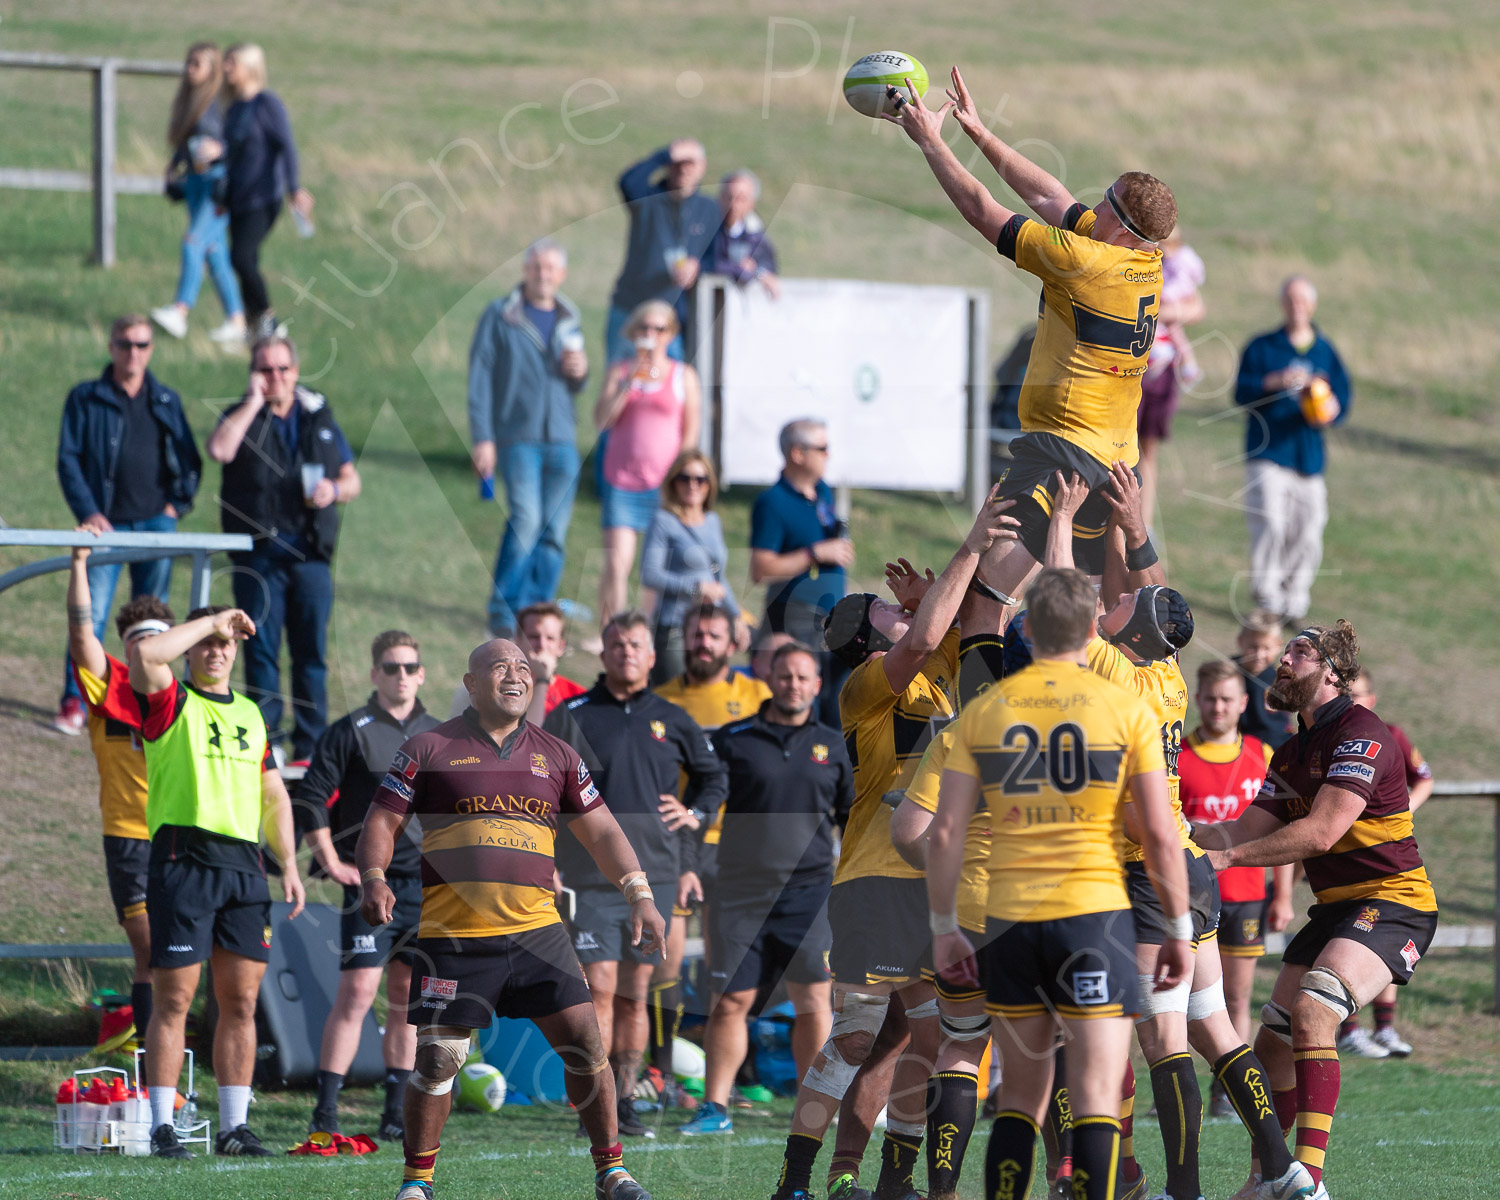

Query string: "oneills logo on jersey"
[[649, 720, 666, 742], [811, 744, 830, 763], [449, 756, 481, 766], [530, 752, 550, 778]]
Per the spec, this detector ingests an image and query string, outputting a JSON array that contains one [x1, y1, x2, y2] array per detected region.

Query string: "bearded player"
[[884, 66, 1176, 605], [1200, 622, 1438, 1197]]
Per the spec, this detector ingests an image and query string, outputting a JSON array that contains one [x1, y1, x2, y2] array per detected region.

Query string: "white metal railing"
[[0, 529, 251, 610]]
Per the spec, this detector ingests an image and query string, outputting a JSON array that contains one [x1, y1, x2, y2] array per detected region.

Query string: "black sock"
[[384, 1068, 411, 1119], [129, 981, 153, 1044], [1070, 1115, 1121, 1200], [874, 1127, 922, 1197], [1149, 1052, 1202, 1200], [648, 980, 683, 1073], [1045, 1043, 1073, 1169], [315, 1069, 344, 1114], [1214, 1045, 1293, 1178], [985, 1111, 1038, 1200], [777, 1132, 823, 1197], [926, 1071, 978, 1197]]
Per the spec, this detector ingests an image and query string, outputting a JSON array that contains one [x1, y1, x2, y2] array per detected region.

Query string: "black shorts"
[[103, 836, 150, 924], [1219, 899, 1269, 958], [827, 876, 932, 987], [567, 886, 673, 966], [339, 877, 423, 971], [994, 433, 1137, 576], [981, 909, 1139, 1020], [1126, 852, 1221, 947], [147, 859, 272, 968], [406, 922, 592, 1028], [1282, 898, 1438, 986], [697, 840, 721, 898], [931, 920, 999, 1005], [709, 881, 832, 997]]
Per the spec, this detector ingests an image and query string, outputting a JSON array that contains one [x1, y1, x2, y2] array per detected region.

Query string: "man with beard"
[[358, 638, 662, 1200], [680, 641, 853, 1135], [1199, 622, 1438, 1198], [651, 603, 772, 1103]]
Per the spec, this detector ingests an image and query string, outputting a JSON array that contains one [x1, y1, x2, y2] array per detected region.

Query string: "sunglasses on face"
[[114, 339, 152, 351], [380, 661, 422, 676], [675, 473, 710, 486], [256, 363, 294, 374]]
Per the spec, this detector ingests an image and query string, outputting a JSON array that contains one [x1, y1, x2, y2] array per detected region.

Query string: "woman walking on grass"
[[151, 43, 246, 346]]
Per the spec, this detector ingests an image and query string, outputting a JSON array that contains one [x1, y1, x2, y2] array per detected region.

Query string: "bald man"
[[357, 638, 666, 1200]]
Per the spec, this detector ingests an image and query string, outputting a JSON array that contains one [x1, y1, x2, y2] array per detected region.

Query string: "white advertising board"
[[707, 277, 984, 494]]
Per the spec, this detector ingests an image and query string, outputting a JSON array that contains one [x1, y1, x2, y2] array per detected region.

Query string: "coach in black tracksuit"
[[684, 640, 853, 1128], [292, 631, 440, 1139], [543, 612, 727, 1134]]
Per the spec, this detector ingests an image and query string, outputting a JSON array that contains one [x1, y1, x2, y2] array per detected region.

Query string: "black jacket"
[[218, 387, 348, 561], [57, 367, 201, 522], [293, 694, 441, 878], [712, 703, 854, 897], [545, 678, 727, 889]]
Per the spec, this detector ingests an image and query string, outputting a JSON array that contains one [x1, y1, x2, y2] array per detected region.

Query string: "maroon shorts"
[[1137, 366, 1180, 442]]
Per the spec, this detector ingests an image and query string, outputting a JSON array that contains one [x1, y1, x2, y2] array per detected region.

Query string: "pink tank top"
[[603, 360, 686, 491]]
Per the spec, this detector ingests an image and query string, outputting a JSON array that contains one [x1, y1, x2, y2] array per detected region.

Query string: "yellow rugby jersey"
[[76, 658, 149, 840], [946, 662, 1164, 922], [1085, 637, 1198, 862], [1002, 206, 1163, 467], [835, 627, 961, 884], [905, 725, 990, 932], [654, 672, 772, 846]]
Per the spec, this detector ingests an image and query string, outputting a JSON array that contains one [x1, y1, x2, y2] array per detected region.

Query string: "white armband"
[[1166, 913, 1194, 942], [929, 910, 960, 936], [620, 871, 653, 905]]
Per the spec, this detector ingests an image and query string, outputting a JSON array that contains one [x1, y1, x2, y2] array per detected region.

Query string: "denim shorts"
[[598, 476, 659, 531]]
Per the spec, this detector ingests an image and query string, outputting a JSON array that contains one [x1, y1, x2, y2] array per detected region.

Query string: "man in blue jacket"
[[468, 239, 590, 639], [55, 314, 201, 734], [606, 140, 719, 361], [1234, 275, 1351, 623]]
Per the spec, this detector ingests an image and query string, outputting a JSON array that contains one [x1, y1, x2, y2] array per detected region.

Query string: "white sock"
[[149, 1086, 177, 1131], [219, 1085, 251, 1131]]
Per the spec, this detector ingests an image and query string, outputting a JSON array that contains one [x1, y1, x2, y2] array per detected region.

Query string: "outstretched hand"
[[1052, 471, 1090, 521], [885, 557, 935, 612], [1102, 461, 1147, 544], [964, 486, 1022, 555], [877, 77, 953, 148], [944, 66, 986, 139]]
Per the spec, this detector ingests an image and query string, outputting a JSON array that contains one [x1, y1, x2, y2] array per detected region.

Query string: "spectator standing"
[[295, 631, 441, 1140], [679, 642, 851, 1137], [150, 43, 246, 345], [221, 43, 314, 339], [703, 170, 780, 298], [55, 314, 201, 734], [1234, 275, 1351, 622], [544, 612, 727, 1137], [1136, 229, 1206, 529], [749, 419, 853, 722], [468, 239, 590, 638], [1233, 608, 1295, 750], [606, 139, 718, 361], [207, 335, 361, 759], [641, 450, 739, 683], [594, 301, 702, 627]]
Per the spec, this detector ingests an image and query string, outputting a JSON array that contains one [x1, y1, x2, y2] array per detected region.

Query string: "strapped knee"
[[904, 998, 939, 1021], [1299, 966, 1359, 1023], [805, 993, 889, 1098], [1260, 1001, 1294, 1046], [939, 1010, 990, 1043], [562, 1048, 611, 1078], [411, 1031, 470, 1095], [1186, 978, 1226, 1023], [1134, 973, 1190, 1020]]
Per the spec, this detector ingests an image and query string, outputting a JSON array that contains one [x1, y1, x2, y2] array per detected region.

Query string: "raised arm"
[[1100, 462, 1165, 592], [594, 362, 633, 432], [130, 607, 255, 694], [1042, 471, 1090, 571], [205, 378, 265, 463], [66, 543, 108, 679], [944, 67, 1078, 226], [881, 489, 1019, 694]]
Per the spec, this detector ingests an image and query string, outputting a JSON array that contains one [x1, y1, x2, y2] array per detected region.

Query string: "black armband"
[[1126, 537, 1159, 572]]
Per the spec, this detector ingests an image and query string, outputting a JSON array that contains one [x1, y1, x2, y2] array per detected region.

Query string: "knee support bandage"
[[804, 993, 889, 1098], [1300, 965, 1359, 1023], [411, 1032, 470, 1095]]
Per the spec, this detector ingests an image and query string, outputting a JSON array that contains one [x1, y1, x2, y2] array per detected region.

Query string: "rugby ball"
[[455, 1063, 507, 1113], [671, 1036, 706, 1083], [843, 51, 929, 118]]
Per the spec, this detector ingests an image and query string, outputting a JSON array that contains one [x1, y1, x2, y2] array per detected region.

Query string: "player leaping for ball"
[[883, 66, 1176, 606]]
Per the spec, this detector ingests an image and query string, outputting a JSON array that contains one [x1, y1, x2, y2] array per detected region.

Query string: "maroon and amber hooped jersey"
[[1180, 730, 1270, 903], [373, 711, 603, 939], [1254, 697, 1436, 912]]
